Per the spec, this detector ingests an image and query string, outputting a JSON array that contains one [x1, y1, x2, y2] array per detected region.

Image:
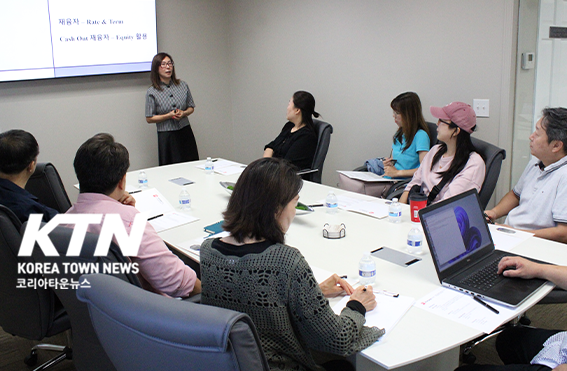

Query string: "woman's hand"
[[172, 109, 184, 120], [349, 286, 377, 311], [382, 157, 394, 167], [383, 165, 399, 177], [319, 274, 354, 297]]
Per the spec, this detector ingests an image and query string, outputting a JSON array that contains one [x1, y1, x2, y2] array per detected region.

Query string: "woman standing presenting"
[[145, 52, 198, 165]]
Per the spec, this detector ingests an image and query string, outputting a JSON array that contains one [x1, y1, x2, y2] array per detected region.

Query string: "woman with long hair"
[[264, 91, 319, 170], [399, 102, 485, 204], [145, 52, 198, 165], [200, 158, 383, 371]]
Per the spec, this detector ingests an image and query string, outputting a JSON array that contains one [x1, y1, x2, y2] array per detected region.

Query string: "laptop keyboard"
[[459, 257, 504, 291]]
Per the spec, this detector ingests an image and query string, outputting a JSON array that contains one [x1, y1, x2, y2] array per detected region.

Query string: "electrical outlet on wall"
[[473, 99, 489, 118]]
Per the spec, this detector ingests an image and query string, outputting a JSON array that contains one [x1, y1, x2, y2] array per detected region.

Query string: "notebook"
[[419, 189, 548, 307]]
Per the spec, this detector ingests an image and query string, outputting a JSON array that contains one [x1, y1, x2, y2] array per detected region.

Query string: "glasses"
[[438, 119, 452, 125], [160, 61, 174, 68]]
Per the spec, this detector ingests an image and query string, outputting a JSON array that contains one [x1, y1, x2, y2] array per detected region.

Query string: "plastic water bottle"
[[205, 157, 214, 175], [325, 191, 338, 214], [178, 186, 191, 210], [358, 252, 376, 285], [407, 227, 423, 254], [138, 171, 148, 189], [389, 198, 402, 223]]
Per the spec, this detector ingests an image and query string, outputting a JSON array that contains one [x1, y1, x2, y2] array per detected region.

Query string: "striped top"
[[145, 80, 195, 132]]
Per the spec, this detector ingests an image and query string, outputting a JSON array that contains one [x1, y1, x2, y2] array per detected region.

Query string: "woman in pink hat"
[[399, 102, 485, 204]]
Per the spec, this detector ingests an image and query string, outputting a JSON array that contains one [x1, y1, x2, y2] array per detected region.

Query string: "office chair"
[[77, 273, 270, 371], [470, 137, 506, 209], [25, 162, 72, 213], [297, 118, 333, 183], [27, 223, 142, 371], [0, 205, 72, 370]]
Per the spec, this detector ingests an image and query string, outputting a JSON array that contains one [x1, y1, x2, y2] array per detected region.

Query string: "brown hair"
[[391, 92, 429, 151], [222, 158, 303, 244]]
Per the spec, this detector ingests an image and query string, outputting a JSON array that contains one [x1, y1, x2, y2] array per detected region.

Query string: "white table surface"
[[126, 159, 564, 370]]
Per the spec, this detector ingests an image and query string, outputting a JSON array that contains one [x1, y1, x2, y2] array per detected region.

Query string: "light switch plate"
[[473, 99, 489, 118]]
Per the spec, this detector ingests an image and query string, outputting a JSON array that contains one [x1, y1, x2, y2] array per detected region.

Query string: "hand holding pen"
[[350, 285, 377, 311]]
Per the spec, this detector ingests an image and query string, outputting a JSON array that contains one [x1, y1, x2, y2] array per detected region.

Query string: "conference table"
[[125, 159, 566, 371]]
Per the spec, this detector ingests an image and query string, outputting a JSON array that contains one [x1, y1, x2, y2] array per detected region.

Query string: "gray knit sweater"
[[200, 239, 384, 371]]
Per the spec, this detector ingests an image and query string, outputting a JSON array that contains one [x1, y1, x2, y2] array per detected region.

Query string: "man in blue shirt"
[[0, 130, 57, 223]]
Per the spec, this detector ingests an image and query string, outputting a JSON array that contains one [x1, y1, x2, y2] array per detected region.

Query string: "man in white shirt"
[[455, 256, 567, 371], [485, 108, 567, 243]]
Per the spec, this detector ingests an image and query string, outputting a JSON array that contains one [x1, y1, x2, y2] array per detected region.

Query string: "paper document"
[[131, 188, 199, 232], [333, 293, 414, 342], [345, 199, 390, 219], [196, 159, 246, 176], [415, 287, 516, 334], [488, 224, 534, 252], [317, 194, 368, 210], [337, 171, 395, 183]]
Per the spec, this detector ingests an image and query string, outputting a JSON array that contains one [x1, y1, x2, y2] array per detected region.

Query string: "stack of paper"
[[131, 188, 199, 232], [196, 159, 246, 176], [337, 170, 394, 183]]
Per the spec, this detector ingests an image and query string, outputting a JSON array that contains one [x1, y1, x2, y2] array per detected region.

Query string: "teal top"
[[391, 129, 430, 171]]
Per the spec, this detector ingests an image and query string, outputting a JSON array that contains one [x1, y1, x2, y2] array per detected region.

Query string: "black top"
[[265, 122, 317, 170], [0, 178, 58, 224]]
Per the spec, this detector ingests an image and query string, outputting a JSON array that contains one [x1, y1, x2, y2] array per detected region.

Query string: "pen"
[[375, 290, 399, 298], [473, 295, 499, 314], [363, 286, 367, 292], [148, 214, 163, 221], [340, 275, 348, 279], [309, 204, 324, 208], [129, 189, 142, 194], [212, 158, 218, 162], [496, 227, 516, 234]]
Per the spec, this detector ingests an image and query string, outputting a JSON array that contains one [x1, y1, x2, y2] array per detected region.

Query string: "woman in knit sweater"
[[200, 158, 383, 371]]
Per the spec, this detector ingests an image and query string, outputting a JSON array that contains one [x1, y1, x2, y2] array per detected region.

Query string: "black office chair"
[[470, 137, 506, 209], [297, 118, 333, 184], [77, 273, 270, 371], [27, 223, 142, 371], [0, 205, 72, 370], [26, 162, 72, 213]]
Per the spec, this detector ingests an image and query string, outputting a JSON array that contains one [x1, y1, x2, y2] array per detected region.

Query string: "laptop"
[[419, 189, 548, 307]]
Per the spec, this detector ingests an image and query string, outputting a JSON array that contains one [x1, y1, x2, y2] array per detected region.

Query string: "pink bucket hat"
[[430, 102, 476, 134]]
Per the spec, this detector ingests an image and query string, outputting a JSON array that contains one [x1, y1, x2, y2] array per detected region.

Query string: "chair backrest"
[[25, 162, 72, 213], [471, 137, 506, 209], [306, 119, 333, 183], [426, 121, 438, 148], [28, 223, 141, 371], [0, 205, 69, 340], [77, 273, 269, 371]]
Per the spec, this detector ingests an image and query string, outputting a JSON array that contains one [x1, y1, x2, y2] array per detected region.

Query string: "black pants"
[[157, 124, 199, 166], [455, 327, 562, 371]]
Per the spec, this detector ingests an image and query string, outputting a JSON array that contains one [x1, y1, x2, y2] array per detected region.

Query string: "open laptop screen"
[[421, 191, 492, 272]]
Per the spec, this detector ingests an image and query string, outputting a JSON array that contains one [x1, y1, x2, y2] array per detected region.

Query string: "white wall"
[[0, 0, 517, 204], [227, 0, 517, 204]]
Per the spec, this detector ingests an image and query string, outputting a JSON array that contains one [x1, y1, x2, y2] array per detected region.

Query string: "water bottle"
[[205, 157, 214, 175], [325, 191, 338, 214], [178, 186, 191, 210], [138, 171, 148, 189], [358, 252, 376, 285], [407, 226, 423, 254], [389, 198, 402, 223]]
